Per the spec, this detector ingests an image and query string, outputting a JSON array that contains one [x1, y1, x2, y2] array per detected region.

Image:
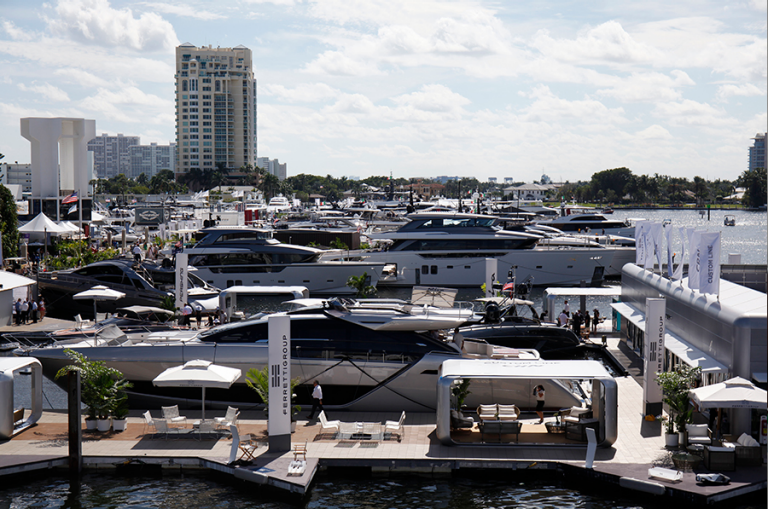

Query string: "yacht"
[[341, 213, 614, 287], [267, 195, 292, 213], [537, 213, 635, 237], [184, 226, 386, 294], [18, 301, 589, 412]]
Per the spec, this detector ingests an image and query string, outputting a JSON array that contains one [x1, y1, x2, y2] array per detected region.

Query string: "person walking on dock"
[[534, 385, 546, 424], [307, 381, 323, 420]]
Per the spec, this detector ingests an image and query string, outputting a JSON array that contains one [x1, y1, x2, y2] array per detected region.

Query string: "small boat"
[[724, 215, 736, 226]]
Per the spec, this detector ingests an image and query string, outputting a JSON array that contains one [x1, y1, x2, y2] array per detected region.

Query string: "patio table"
[[339, 422, 382, 441]]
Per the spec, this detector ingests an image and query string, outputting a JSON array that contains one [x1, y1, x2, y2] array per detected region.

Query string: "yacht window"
[[431, 265, 438, 275], [402, 239, 535, 251], [416, 217, 496, 228], [208, 231, 272, 243], [422, 265, 428, 274]]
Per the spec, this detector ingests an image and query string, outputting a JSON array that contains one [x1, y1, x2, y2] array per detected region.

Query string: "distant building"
[[503, 177, 515, 184], [256, 157, 287, 181], [435, 176, 462, 184], [503, 183, 559, 200], [0, 162, 32, 193], [175, 43, 257, 178], [87, 133, 140, 179], [749, 133, 766, 171], [129, 143, 176, 179], [488, 177, 497, 184]]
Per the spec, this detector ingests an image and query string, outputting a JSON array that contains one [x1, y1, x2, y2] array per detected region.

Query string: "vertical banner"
[[665, 224, 674, 279], [688, 231, 702, 290], [650, 223, 663, 271], [485, 258, 498, 298], [634, 221, 647, 266], [175, 252, 188, 310], [643, 298, 666, 416], [671, 227, 686, 281], [268, 315, 291, 451], [698, 232, 721, 296]]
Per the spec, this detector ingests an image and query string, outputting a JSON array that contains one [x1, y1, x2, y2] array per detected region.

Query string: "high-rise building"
[[749, 133, 766, 171], [256, 156, 287, 181], [175, 43, 257, 178], [0, 162, 32, 193], [87, 133, 140, 179], [129, 143, 176, 179]]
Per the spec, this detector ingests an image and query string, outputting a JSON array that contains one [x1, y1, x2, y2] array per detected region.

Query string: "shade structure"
[[411, 286, 458, 308], [690, 377, 767, 409], [152, 360, 241, 420], [19, 213, 69, 234], [73, 285, 126, 321]]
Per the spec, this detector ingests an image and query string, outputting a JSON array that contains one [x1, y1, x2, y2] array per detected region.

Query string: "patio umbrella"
[[73, 285, 126, 321], [690, 377, 767, 436], [152, 360, 241, 420]]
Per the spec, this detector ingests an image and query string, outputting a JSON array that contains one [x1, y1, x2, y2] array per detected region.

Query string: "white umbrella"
[[152, 360, 241, 420], [690, 377, 767, 409], [73, 285, 126, 321]]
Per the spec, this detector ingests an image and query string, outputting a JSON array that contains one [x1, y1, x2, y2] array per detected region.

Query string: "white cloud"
[[260, 83, 341, 102], [636, 124, 672, 140], [45, 0, 179, 52], [1, 21, 35, 41], [715, 83, 764, 101], [79, 86, 172, 123], [17, 82, 70, 102], [306, 0, 491, 28], [304, 50, 385, 76], [139, 2, 227, 20], [597, 70, 695, 103], [652, 99, 729, 127], [53, 68, 113, 88], [390, 84, 470, 112], [520, 85, 627, 124]]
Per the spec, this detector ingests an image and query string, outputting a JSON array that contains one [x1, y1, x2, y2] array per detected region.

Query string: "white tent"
[[19, 213, 69, 234], [153, 360, 241, 420], [73, 285, 126, 321], [690, 377, 767, 409]]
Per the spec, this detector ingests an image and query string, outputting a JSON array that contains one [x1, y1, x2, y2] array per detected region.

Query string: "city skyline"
[[0, 0, 765, 182]]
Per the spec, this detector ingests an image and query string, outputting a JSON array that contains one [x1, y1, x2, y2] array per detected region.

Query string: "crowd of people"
[[12, 297, 45, 325], [556, 300, 602, 336]]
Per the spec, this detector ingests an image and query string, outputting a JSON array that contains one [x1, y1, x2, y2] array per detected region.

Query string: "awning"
[[610, 302, 729, 374], [752, 372, 767, 384]]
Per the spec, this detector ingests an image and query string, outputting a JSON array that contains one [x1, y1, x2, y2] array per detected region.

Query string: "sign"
[[135, 208, 165, 225], [175, 252, 188, 310], [15, 200, 28, 215], [485, 258, 497, 298], [698, 232, 720, 296], [643, 298, 665, 416], [268, 315, 291, 452]]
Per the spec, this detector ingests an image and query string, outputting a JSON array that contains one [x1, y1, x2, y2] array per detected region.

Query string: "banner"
[[645, 222, 660, 270], [698, 232, 721, 296], [665, 224, 674, 278], [671, 227, 686, 281], [268, 315, 291, 451], [643, 298, 666, 416], [634, 221, 647, 266], [688, 230, 702, 290], [175, 252, 188, 310], [651, 223, 663, 270]]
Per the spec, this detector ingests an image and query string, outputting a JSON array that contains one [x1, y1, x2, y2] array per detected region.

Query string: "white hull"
[[363, 247, 614, 287], [193, 261, 386, 295]]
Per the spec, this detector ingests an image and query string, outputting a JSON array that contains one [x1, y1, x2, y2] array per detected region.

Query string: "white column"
[[268, 315, 291, 452], [643, 298, 665, 416]]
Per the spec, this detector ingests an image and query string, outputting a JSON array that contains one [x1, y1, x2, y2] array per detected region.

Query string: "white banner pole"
[[268, 315, 291, 452], [485, 258, 498, 298], [643, 298, 666, 416], [175, 252, 188, 311]]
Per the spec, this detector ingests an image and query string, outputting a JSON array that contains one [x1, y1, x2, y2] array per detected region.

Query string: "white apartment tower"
[[175, 43, 257, 178]]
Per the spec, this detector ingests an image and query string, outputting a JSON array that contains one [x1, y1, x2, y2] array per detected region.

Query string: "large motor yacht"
[[343, 213, 614, 287], [184, 226, 386, 294], [18, 300, 590, 412], [537, 213, 635, 237]]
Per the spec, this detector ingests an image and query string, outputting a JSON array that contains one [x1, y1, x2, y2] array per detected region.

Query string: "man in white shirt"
[[307, 380, 323, 420], [563, 300, 570, 317], [558, 310, 569, 327], [132, 244, 142, 262], [182, 302, 193, 325]]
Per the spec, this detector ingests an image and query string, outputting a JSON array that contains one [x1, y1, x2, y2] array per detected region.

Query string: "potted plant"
[[659, 415, 677, 447], [245, 366, 301, 433], [451, 378, 472, 422], [656, 365, 701, 447], [111, 387, 130, 432]]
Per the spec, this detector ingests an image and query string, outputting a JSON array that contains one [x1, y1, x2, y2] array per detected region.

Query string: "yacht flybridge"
[[345, 213, 614, 287], [185, 226, 386, 294]]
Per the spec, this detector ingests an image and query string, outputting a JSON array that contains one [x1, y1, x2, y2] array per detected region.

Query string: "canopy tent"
[[19, 213, 69, 234], [152, 360, 241, 420], [73, 285, 126, 321]]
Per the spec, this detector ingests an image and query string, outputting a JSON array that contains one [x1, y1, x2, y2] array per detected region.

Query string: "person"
[[182, 302, 193, 326], [540, 310, 548, 322], [39, 298, 46, 321], [563, 300, 570, 317], [534, 385, 546, 423], [571, 310, 582, 336], [132, 244, 142, 262], [14, 299, 21, 326], [592, 308, 600, 332], [207, 312, 214, 327], [452, 328, 466, 355], [195, 306, 202, 329], [583, 309, 591, 331], [558, 309, 568, 327], [31, 299, 38, 323], [21, 299, 29, 324], [307, 380, 323, 420]]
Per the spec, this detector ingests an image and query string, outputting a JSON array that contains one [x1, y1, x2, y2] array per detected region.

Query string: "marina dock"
[[0, 333, 764, 504]]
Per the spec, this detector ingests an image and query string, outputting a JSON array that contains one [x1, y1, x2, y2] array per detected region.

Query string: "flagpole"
[[78, 189, 82, 264]]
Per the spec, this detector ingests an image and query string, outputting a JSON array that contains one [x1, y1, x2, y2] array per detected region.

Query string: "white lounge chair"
[[214, 406, 239, 430], [196, 420, 217, 440], [319, 411, 340, 436], [384, 411, 406, 441], [142, 411, 158, 435], [153, 419, 173, 439], [162, 405, 187, 428], [288, 460, 306, 476]]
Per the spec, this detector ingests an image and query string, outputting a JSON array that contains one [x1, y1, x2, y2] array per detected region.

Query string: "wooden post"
[[67, 370, 82, 477]]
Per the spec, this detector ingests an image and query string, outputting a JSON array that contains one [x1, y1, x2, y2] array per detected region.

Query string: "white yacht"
[[267, 195, 292, 213], [338, 213, 614, 287], [184, 226, 385, 295], [537, 213, 635, 237]]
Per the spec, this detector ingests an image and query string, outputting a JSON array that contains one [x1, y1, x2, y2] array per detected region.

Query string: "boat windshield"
[[416, 217, 496, 229]]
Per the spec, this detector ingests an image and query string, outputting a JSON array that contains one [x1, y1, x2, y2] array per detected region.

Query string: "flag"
[[68, 204, 77, 215], [665, 224, 674, 278], [671, 227, 686, 280], [634, 221, 647, 266], [688, 230, 702, 290], [698, 232, 721, 295], [643, 226, 655, 269], [62, 191, 78, 204], [650, 222, 663, 270]]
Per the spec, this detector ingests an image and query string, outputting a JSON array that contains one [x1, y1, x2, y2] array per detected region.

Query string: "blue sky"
[[0, 0, 765, 182]]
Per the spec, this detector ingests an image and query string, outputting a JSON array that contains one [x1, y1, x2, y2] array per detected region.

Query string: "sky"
[[0, 0, 766, 183]]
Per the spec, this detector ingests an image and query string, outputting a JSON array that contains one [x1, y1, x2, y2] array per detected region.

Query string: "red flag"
[[62, 191, 78, 204]]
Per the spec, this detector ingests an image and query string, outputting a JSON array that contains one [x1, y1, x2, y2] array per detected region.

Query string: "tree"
[[738, 168, 767, 209], [0, 184, 20, 257], [136, 173, 148, 186], [346, 272, 377, 297], [656, 365, 701, 434], [692, 176, 709, 206]]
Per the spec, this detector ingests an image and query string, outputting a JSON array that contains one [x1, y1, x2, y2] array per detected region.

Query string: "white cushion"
[[745, 436, 760, 447], [708, 446, 732, 452], [722, 442, 737, 449], [570, 406, 590, 416], [686, 424, 708, 437]]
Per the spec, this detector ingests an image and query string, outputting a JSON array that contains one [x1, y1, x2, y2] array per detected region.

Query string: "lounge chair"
[[153, 419, 173, 439], [476, 404, 519, 422], [319, 411, 340, 436], [214, 406, 239, 430], [562, 406, 593, 423], [143, 411, 158, 435], [685, 423, 712, 446], [196, 420, 217, 440], [384, 411, 406, 441], [450, 409, 474, 430], [162, 405, 187, 428]]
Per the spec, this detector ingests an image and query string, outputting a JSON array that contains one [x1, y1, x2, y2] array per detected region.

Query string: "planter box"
[[112, 419, 127, 432], [85, 419, 97, 431], [665, 433, 679, 447]]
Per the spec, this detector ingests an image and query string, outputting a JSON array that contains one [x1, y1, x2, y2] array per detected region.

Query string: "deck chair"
[[384, 411, 406, 442], [319, 411, 340, 436], [153, 419, 171, 439], [74, 314, 84, 330], [229, 424, 257, 463], [143, 411, 158, 435], [293, 440, 308, 461], [214, 406, 239, 430], [197, 420, 217, 440], [162, 405, 187, 428]]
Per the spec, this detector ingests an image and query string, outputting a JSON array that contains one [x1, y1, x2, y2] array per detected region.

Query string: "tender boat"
[[724, 215, 736, 226], [345, 213, 614, 287], [184, 226, 385, 294]]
